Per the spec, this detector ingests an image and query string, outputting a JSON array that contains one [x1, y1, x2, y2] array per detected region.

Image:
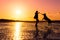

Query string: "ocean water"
[[0, 22, 60, 40]]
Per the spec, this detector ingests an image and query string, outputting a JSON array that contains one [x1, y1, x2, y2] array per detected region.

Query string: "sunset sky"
[[0, 0, 60, 21]]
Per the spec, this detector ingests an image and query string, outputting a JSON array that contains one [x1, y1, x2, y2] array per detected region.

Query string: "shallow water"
[[0, 22, 60, 40]]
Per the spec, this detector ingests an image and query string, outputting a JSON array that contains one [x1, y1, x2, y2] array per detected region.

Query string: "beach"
[[0, 22, 60, 40]]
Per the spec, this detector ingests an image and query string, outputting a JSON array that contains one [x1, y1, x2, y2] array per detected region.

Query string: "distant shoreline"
[[0, 19, 60, 23]]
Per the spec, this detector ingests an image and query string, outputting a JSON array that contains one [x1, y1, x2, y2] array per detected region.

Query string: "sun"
[[15, 10, 23, 17], [13, 8, 26, 20], [16, 10, 22, 15], [13, 10, 23, 20]]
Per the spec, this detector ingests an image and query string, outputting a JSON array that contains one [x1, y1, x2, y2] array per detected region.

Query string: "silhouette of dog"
[[42, 13, 51, 24]]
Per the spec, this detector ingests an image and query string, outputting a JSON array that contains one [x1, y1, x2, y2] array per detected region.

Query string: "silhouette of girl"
[[34, 11, 39, 38], [34, 11, 39, 23]]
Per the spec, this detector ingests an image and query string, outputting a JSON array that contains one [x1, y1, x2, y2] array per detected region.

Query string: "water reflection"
[[0, 22, 59, 40], [14, 22, 22, 40]]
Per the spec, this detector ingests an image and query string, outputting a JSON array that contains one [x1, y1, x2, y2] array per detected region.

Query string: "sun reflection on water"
[[14, 22, 22, 40]]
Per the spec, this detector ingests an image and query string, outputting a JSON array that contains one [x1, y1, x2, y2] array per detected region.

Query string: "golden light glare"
[[12, 8, 27, 20], [15, 10, 23, 16], [14, 10, 23, 20], [16, 10, 21, 14], [14, 22, 22, 40]]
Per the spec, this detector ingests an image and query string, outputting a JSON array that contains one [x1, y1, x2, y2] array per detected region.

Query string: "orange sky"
[[0, 0, 60, 21]]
